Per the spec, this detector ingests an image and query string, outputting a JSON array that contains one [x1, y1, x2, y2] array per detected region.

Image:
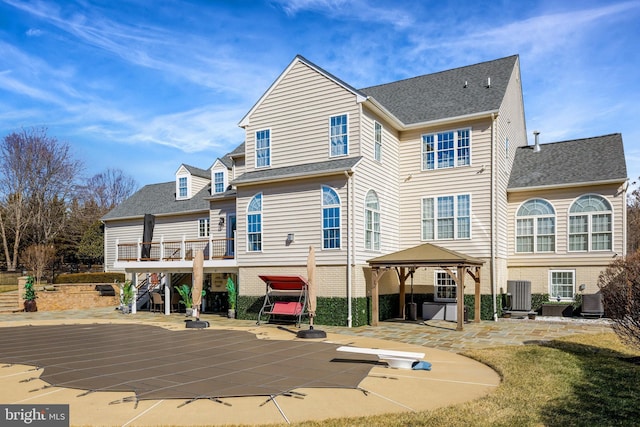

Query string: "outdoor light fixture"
[[218, 217, 225, 226], [287, 233, 295, 243]]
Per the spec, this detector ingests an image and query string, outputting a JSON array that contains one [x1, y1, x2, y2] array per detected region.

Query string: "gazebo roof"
[[367, 243, 485, 268]]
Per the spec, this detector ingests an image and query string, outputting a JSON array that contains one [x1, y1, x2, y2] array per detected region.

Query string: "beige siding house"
[[102, 55, 628, 326]]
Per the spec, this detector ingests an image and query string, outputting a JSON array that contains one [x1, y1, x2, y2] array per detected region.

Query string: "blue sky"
[[1, 0, 639, 190]]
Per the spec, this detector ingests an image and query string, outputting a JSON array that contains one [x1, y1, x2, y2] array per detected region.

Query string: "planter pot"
[[227, 309, 236, 319], [121, 305, 131, 314], [186, 308, 194, 317], [24, 300, 37, 312]]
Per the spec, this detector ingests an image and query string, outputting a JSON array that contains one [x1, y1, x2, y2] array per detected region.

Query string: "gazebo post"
[[456, 265, 465, 331], [371, 268, 380, 326], [397, 266, 407, 319], [474, 267, 481, 323]]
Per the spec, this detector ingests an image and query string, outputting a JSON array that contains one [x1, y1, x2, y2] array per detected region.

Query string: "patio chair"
[[150, 292, 164, 313]]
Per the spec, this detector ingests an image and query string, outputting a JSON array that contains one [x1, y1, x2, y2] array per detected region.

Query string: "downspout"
[[490, 113, 498, 321], [344, 170, 353, 327]]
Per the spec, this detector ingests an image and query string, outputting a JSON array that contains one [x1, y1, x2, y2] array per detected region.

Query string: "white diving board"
[[336, 346, 425, 369]]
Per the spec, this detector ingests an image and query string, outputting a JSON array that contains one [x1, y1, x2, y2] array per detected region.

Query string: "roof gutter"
[[364, 97, 499, 131], [102, 208, 210, 222], [507, 178, 628, 193], [232, 159, 363, 187]]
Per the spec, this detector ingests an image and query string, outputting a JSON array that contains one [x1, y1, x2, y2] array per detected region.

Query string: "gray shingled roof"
[[508, 134, 627, 190], [183, 164, 210, 179], [232, 157, 363, 185], [360, 55, 518, 125], [102, 182, 211, 220]]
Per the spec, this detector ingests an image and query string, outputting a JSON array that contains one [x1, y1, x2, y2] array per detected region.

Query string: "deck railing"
[[116, 236, 235, 262]]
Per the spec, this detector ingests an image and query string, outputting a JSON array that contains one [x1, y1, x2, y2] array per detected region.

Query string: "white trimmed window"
[[421, 194, 471, 240], [374, 121, 382, 162], [421, 128, 470, 170], [516, 199, 555, 253], [255, 129, 271, 168], [569, 195, 612, 251], [177, 176, 188, 198], [365, 190, 380, 251], [435, 270, 456, 302], [213, 171, 225, 194], [198, 218, 210, 238], [330, 114, 348, 157], [322, 186, 341, 249], [247, 193, 262, 252], [549, 270, 575, 301]]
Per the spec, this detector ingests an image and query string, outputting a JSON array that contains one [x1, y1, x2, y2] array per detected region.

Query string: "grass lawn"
[[274, 332, 640, 427]]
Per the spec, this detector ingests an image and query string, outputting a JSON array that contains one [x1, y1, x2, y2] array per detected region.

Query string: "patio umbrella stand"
[[297, 246, 327, 339], [187, 249, 209, 329]]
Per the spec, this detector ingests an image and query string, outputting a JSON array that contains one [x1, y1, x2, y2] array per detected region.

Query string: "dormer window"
[[214, 171, 225, 194], [178, 176, 188, 199]]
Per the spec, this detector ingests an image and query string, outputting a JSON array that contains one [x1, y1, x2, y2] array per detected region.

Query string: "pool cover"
[[0, 324, 375, 403]]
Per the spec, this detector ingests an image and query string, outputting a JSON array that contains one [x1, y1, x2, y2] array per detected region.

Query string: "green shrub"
[[54, 272, 125, 284]]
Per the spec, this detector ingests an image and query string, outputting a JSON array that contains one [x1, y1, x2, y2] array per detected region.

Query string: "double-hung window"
[[213, 171, 225, 194], [178, 176, 188, 198], [422, 128, 470, 170], [365, 190, 380, 250], [569, 195, 612, 251], [330, 114, 348, 156], [516, 199, 555, 253], [435, 270, 456, 301], [247, 193, 262, 252], [255, 129, 271, 168], [421, 194, 471, 240], [374, 121, 382, 162], [549, 270, 575, 301], [322, 186, 341, 249], [198, 218, 210, 238]]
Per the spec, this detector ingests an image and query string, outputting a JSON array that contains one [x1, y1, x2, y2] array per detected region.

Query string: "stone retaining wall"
[[28, 282, 119, 311]]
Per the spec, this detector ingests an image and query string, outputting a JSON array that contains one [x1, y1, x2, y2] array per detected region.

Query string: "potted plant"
[[119, 280, 134, 314], [23, 275, 37, 312], [226, 277, 237, 318], [176, 284, 197, 316]]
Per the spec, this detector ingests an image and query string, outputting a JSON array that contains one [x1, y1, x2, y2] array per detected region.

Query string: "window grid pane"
[[422, 135, 435, 170], [550, 271, 574, 299], [214, 172, 224, 193], [256, 130, 270, 167], [437, 132, 455, 168], [374, 122, 382, 162], [457, 129, 470, 166], [179, 177, 187, 198], [436, 272, 457, 300], [330, 115, 348, 156]]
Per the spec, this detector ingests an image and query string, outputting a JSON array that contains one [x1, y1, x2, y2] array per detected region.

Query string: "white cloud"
[[26, 28, 43, 36]]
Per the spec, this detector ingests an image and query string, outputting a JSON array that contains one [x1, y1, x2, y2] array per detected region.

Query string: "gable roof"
[[360, 55, 518, 126], [508, 133, 627, 190], [102, 182, 211, 221], [232, 157, 363, 186], [181, 164, 210, 179], [238, 55, 366, 127]]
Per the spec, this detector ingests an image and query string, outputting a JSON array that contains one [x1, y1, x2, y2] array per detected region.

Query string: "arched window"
[[322, 186, 341, 249], [516, 199, 555, 253], [247, 193, 262, 252], [365, 190, 380, 251], [569, 195, 612, 251]]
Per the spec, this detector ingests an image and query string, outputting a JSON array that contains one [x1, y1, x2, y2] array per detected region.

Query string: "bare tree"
[[598, 250, 640, 350], [21, 244, 56, 286], [81, 168, 138, 212], [0, 127, 83, 271]]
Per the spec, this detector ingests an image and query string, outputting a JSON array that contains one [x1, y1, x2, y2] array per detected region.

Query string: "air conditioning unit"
[[506, 280, 532, 311]]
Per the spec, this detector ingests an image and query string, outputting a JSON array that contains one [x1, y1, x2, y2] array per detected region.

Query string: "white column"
[[163, 273, 170, 315], [131, 272, 137, 314]]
